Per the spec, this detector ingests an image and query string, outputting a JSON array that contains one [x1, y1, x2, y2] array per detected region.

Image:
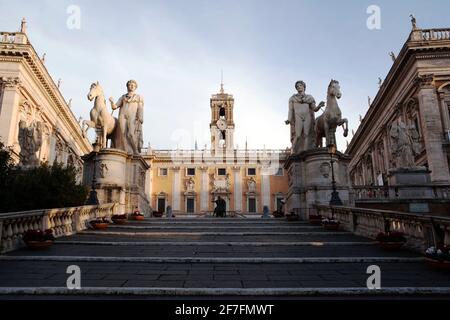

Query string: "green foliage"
[[0, 143, 88, 213]]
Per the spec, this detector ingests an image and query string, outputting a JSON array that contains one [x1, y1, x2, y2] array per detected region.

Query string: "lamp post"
[[85, 142, 100, 205], [328, 143, 343, 206]]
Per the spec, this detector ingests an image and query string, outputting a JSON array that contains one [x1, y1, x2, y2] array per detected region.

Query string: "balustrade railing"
[[315, 205, 450, 252], [420, 28, 450, 41], [0, 203, 118, 254], [353, 185, 450, 200], [0, 32, 28, 45]]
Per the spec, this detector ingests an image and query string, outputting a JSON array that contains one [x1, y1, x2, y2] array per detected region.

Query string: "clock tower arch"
[[210, 82, 235, 152]]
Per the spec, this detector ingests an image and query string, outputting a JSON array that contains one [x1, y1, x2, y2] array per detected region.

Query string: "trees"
[[0, 142, 88, 213]]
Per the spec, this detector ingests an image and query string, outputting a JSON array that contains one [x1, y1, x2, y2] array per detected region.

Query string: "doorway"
[[186, 198, 195, 214], [157, 198, 166, 213]]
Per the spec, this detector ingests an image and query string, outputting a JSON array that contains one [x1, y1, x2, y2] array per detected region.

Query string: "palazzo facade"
[[347, 27, 450, 186], [143, 86, 290, 215]]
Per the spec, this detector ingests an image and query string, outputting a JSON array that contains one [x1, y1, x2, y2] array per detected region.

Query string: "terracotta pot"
[[309, 218, 322, 226], [425, 257, 450, 270], [286, 215, 299, 221], [92, 222, 109, 230], [377, 241, 405, 251], [25, 240, 54, 250], [153, 212, 163, 218], [112, 219, 127, 225], [323, 223, 340, 231], [133, 215, 145, 221]]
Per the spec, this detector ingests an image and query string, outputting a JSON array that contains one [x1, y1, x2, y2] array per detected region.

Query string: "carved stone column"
[[261, 169, 271, 209], [416, 75, 450, 182], [200, 166, 209, 213], [172, 167, 181, 212], [0, 77, 22, 147], [438, 91, 450, 136], [233, 166, 242, 213]]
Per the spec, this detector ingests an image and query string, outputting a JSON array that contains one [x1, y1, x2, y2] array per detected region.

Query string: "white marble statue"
[[18, 120, 43, 167], [247, 177, 256, 193], [109, 80, 144, 155], [186, 177, 195, 192], [286, 81, 323, 153], [315, 80, 348, 148], [389, 119, 421, 168], [83, 82, 124, 150]]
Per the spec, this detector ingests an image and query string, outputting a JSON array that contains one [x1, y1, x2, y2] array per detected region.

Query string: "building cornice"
[[0, 32, 92, 154]]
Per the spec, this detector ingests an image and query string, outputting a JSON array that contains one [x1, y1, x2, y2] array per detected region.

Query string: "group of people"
[[213, 196, 227, 217]]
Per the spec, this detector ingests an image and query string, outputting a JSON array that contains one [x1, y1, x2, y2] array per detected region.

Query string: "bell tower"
[[210, 81, 235, 151]]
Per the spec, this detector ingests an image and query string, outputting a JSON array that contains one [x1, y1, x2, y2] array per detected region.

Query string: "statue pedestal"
[[284, 148, 353, 220], [388, 167, 433, 199], [82, 148, 151, 216]]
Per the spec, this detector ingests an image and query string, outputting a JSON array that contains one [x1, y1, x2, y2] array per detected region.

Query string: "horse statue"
[[82, 82, 124, 149], [315, 79, 348, 148]]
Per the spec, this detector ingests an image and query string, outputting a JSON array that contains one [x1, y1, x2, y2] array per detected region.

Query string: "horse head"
[[87, 81, 103, 101], [328, 79, 342, 99]]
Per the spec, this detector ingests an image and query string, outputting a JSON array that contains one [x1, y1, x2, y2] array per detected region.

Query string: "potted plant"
[[425, 245, 450, 270], [90, 217, 110, 230], [152, 211, 164, 218], [322, 217, 340, 230], [111, 214, 128, 225], [308, 214, 323, 225], [23, 229, 55, 250], [376, 231, 406, 251], [272, 210, 284, 218], [285, 213, 300, 221], [131, 208, 145, 221]]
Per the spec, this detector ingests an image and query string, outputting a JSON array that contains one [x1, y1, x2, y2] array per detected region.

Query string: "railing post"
[[41, 210, 50, 231]]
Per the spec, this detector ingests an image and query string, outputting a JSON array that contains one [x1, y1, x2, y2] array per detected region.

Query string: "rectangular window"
[[247, 168, 256, 176], [248, 198, 256, 213], [218, 168, 226, 176], [159, 168, 168, 176], [187, 168, 196, 176]]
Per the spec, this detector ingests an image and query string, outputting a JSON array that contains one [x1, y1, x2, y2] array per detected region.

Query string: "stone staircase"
[[0, 216, 450, 298]]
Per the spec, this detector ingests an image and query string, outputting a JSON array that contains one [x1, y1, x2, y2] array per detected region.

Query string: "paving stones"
[[0, 217, 449, 297]]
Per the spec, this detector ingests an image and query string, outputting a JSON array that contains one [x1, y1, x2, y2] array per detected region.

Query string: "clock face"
[[216, 119, 227, 130]]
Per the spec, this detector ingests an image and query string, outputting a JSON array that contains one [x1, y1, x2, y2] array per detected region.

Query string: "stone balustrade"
[[0, 32, 28, 45], [315, 204, 450, 252], [353, 185, 450, 200], [0, 203, 118, 254], [420, 28, 450, 41]]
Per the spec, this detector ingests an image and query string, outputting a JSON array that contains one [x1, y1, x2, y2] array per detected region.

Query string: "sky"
[[1, 0, 449, 152]]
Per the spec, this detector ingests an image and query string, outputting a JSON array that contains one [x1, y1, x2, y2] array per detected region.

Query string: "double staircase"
[[0, 215, 449, 298]]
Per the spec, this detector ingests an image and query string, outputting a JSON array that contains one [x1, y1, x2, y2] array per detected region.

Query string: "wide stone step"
[[5, 243, 417, 258], [61, 233, 370, 243], [81, 230, 350, 237], [106, 225, 322, 232], [0, 260, 449, 293]]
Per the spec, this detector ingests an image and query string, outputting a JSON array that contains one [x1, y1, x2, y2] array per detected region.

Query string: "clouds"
[[1, 1, 449, 151]]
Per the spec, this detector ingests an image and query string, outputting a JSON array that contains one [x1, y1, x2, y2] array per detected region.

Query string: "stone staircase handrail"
[[314, 204, 450, 252], [0, 203, 118, 254]]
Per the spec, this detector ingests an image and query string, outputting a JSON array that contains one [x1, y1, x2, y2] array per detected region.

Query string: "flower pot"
[[425, 257, 450, 270], [25, 240, 54, 250], [377, 241, 405, 251], [309, 218, 322, 226], [112, 218, 127, 225], [91, 222, 109, 230], [323, 223, 340, 231], [133, 215, 145, 221], [153, 212, 164, 218], [286, 215, 299, 221]]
